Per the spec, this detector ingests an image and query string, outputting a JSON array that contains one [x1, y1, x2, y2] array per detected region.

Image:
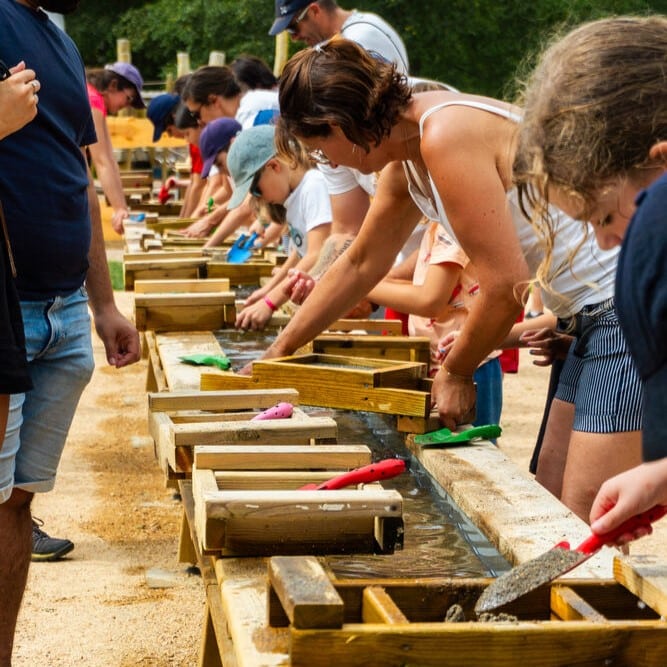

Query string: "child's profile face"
[[550, 177, 647, 250]]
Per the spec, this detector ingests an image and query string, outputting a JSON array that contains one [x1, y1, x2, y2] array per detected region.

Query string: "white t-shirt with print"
[[236, 89, 280, 129]]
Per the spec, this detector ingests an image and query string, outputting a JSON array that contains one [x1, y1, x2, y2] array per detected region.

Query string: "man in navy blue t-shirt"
[[0, 2, 140, 662]]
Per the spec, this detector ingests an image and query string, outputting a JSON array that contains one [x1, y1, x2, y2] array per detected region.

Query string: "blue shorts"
[[0, 288, 95, 502], [555, 299, 643, 433]]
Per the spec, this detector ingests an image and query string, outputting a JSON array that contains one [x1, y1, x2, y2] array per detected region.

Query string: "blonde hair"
[[514, 15, 667, 287]]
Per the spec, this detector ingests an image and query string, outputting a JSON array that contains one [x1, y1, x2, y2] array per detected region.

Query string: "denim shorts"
[[0, 287, 94, 502], [555, 298, 643, 433]]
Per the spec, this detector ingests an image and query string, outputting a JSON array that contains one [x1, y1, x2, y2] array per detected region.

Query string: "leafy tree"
[[68, 0, 667, 97]]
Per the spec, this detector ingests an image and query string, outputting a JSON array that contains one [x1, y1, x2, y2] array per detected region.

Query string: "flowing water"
[[215, 328, 510, 579]]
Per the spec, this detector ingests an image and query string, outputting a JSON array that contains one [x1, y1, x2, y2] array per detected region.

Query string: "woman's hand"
[[431, 366, 477, 430]]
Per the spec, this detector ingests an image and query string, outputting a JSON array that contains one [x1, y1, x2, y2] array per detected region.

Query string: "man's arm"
[[83, 153, 140, 368]]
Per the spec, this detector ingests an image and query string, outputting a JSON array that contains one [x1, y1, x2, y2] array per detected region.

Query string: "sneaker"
[[31, 518, 74, 562]]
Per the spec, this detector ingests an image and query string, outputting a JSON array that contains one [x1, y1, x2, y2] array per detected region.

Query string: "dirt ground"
[[13, 290, 550, 667]]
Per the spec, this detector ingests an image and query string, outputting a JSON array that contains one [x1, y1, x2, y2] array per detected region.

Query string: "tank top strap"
[[418, 100, 522, 136]]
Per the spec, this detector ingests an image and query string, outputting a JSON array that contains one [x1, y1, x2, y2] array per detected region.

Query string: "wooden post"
[[116, 38, 131, 63], [274, 31, 289, 76], [208, 51, 226, 67], [177, 52, 191, 78]]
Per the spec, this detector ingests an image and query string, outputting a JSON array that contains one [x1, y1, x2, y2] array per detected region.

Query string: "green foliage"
[[68, 0, 667, 97]]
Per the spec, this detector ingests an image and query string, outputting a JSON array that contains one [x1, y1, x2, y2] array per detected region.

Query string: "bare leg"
[[561, 430, 642, 522], [534, 398, 574, 498], [0, 488, 32, 667]]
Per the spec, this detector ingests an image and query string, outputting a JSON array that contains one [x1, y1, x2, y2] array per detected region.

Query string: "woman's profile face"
[[299, 126, 388, 174]]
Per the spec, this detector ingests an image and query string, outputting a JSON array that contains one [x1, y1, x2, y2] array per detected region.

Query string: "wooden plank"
[[212, 470, 348, 490], [362, 587, 409, 625], [327, 319, 404, 335], [614, 554, 667, 618], [144, 330, 168, 393], [313, 334, 431, 365], [550, 585, 606, 622], [135, 292, 235, 307], [214, 558, 290, 667], [124, 250, 206, 262], [148, 388, 299, 412], [197, 488, 403, 555], [207, 261, 276, 285], [268, 557, 344, 629], [135, 278, 231, 293], [171, 416, 338, 447], [288, 623, 667, 667], [168, 406, 311, 424], [135, 303, 236, 332], [155, 332, 226, 391], [193, 444, 371, 471]]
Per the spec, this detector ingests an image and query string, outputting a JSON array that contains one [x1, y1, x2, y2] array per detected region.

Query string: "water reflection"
[[215, 329, 509, 578]]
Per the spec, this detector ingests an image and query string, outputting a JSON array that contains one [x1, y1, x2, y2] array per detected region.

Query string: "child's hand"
[[520, 328, 573, 366], [283, 269, 316, 305], [235, 300, 273, 331], [435, 331, 460, 363]]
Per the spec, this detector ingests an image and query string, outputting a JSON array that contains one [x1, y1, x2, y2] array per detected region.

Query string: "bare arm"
[[368, 261, 461, 318], [203, 195, 255, 248], [83, 152, 140, 368], [329, 183, 370, 235], [88, 107, 128, 234], [259, 162, 422, 358], [179, 172, 205, 218]]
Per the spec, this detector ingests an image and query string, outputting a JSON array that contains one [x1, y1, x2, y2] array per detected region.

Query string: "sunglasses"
[[286, 5, 310, 35], [250, 165, 266, 198]]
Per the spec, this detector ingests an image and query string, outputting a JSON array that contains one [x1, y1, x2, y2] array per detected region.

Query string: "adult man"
[[265, 0, 423, 327], [0, 1, 140, 662]]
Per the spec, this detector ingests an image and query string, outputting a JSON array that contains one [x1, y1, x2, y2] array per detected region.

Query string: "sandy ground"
[[13, 289, 551, 666]]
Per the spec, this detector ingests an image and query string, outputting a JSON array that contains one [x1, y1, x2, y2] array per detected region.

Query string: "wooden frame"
[[312, 333, 431, 365], [206, 260, 278, 286], [201, 354, 431, 418], [193, 460, 403, 556], [266, 556, 667, 666], [123, 256, 209, 289]]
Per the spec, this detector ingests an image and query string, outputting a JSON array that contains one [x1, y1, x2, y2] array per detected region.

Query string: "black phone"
[[0, 60, 12, 81]]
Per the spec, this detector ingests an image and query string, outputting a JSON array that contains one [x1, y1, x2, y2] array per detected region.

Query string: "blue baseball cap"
[[105, 62, 146, 109], [199, 117, 243, 178], [226, 125, 276, 209], [147, 93, 180, 142], [269, 0, 310, 36]]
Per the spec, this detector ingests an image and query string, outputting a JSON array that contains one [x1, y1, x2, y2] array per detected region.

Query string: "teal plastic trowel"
[[413, 424, 502, 447]]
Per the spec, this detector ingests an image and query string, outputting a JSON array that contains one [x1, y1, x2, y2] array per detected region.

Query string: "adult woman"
[[259, 38, 633, 520], [512, 16, 667, 534], [86, 62, 145, 233]]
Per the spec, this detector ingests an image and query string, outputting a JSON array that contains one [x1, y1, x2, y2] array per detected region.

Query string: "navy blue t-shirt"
[[0, 1, 97, 299], [616, 172, 667, 460]]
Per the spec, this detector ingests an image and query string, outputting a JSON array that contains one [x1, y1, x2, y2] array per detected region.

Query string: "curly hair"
[[276, 38, 411, 156], [514, 16, 667, 288]]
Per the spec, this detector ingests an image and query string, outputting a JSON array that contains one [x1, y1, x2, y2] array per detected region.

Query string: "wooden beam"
[[148, 388, 299, 412], [193, 444, 371, 471], [614, 554, 667, 618], [362, 586, 409, 625], [268, 557, 344, 629]]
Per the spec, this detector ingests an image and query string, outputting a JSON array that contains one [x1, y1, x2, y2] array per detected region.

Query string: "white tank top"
[[402, 100, 618, 317]]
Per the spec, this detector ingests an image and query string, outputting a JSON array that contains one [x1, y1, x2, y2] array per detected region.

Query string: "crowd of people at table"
[[0, 0, 666, 663]]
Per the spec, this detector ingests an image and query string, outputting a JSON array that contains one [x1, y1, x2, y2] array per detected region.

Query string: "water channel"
[[215, 328, 510, 580]]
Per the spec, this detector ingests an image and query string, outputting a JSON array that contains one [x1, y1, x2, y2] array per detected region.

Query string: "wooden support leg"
[[178, 508, 197, 565], [198, 601, 223, 667]]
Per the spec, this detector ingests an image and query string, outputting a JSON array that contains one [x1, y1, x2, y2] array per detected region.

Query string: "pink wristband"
[[263, 296, 277, 312]]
